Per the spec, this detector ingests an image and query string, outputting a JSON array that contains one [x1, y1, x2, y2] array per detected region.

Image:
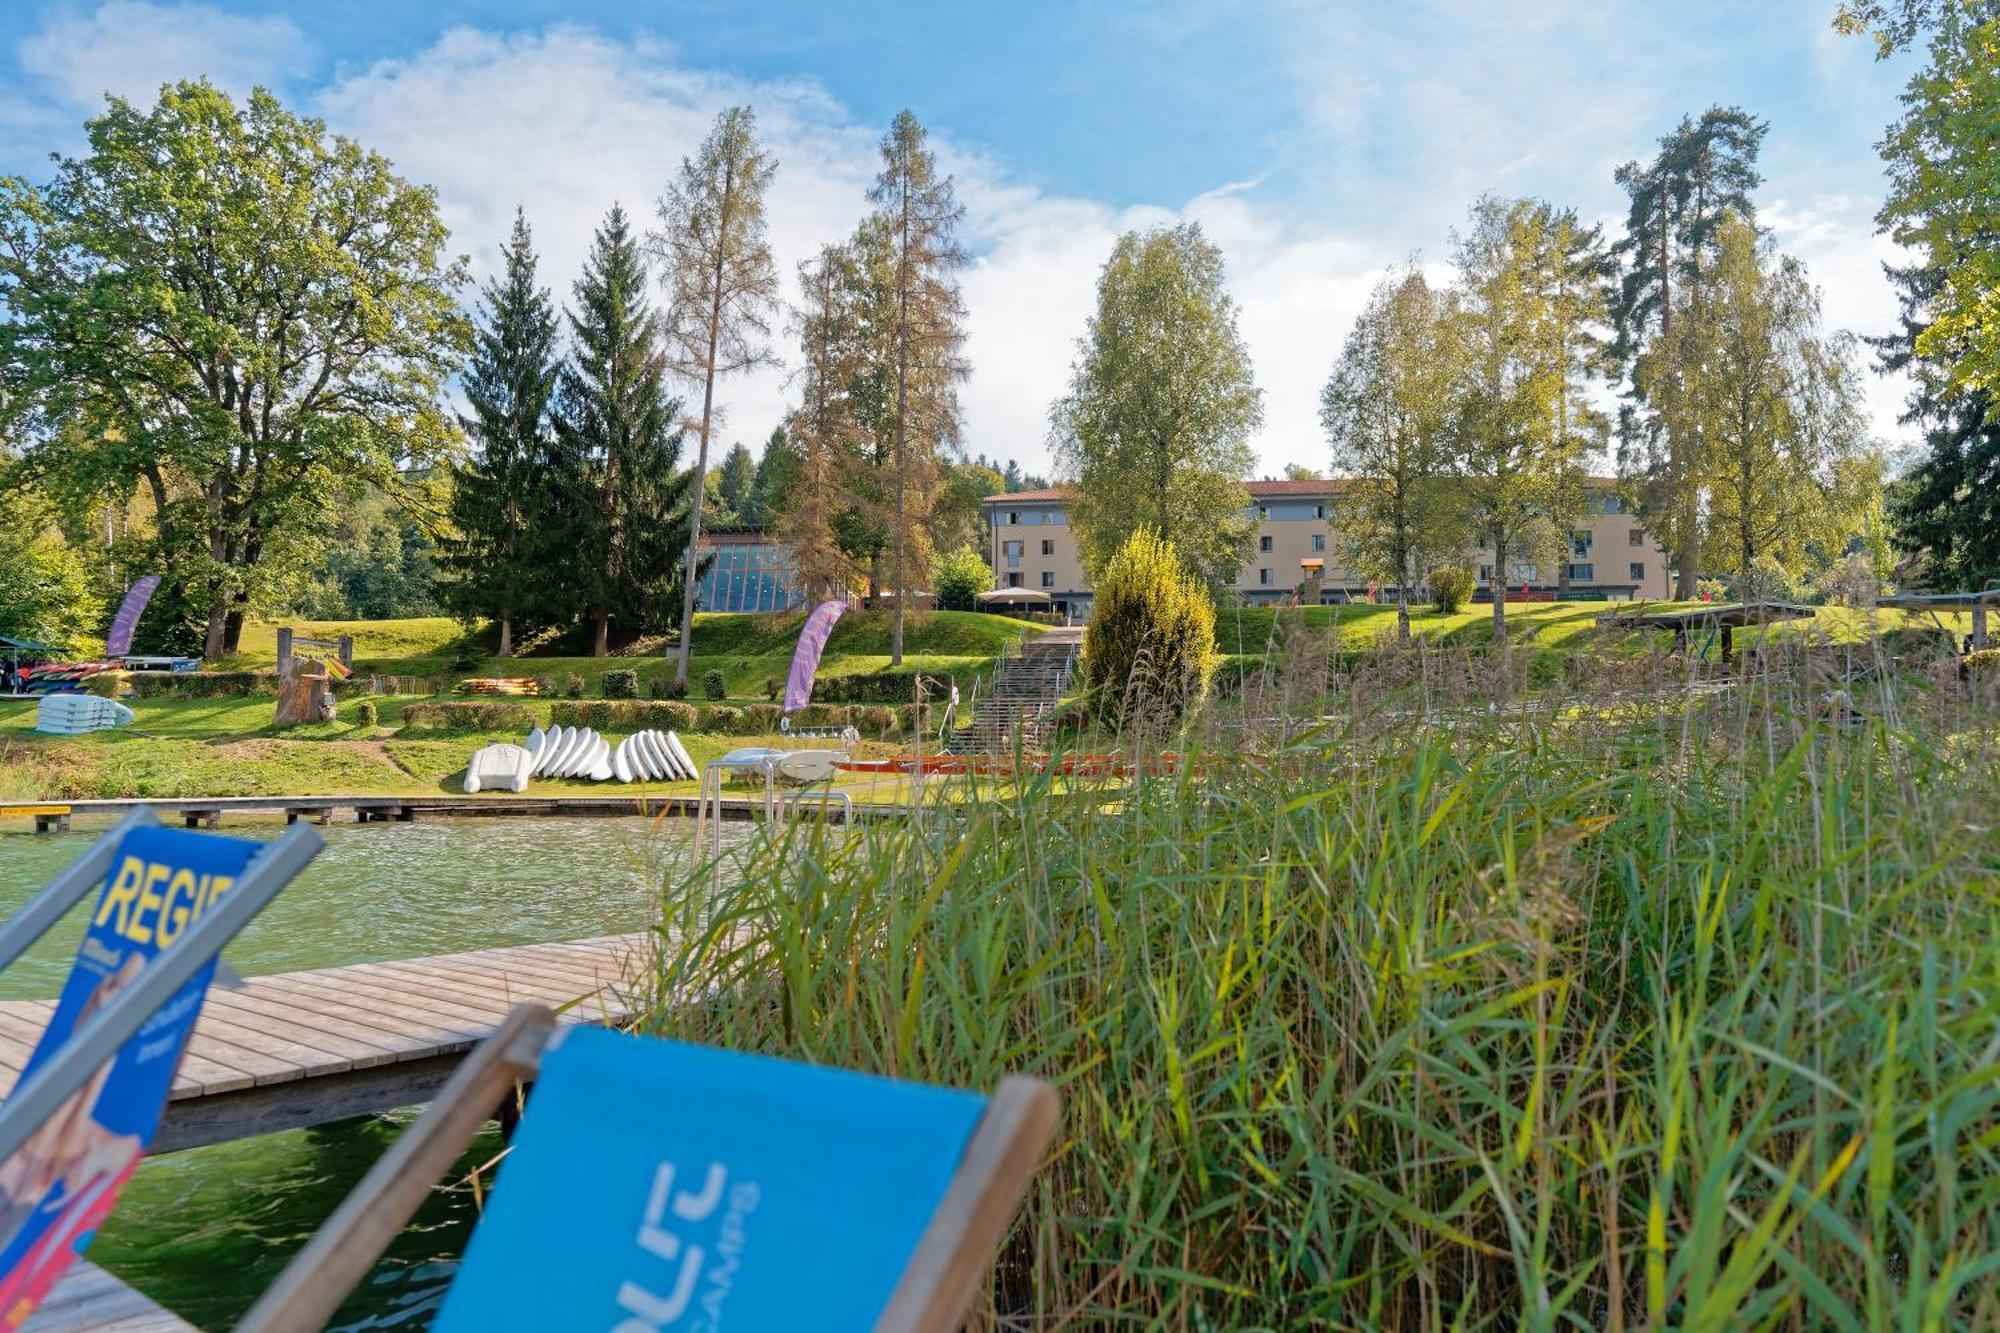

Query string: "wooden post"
[[1974, 601, 1988, 653], [337, 634, 354, 669], [275, 628, 293, 675]]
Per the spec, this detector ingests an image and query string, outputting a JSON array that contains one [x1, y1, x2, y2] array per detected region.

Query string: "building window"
[[1314, 504, 1326, 518], [1568, 563, 1594, 582], [1478, 564, 1492, 582], [1511, 561, 1537, 583], [1258, 567, 1273, 585], [1040, 539, 1054, 556], [1311, 533, 1325, 552], [1049, 511, 1067, 525], [1040, 570, 1054, 588], [1003, 540, 1022, 569], [1258, 505, 1269, 519], [1630, 528, 1645, 546], [1259, 535, 1273, 553], [1573, 532, 1591, 556], [1630, 561, 1646, 582], [1006, 572, 1023, 587], [1007, 511, 1019, 525]]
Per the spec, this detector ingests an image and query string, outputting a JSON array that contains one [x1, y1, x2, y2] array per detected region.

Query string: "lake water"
[[0, 815, 749, 1330]]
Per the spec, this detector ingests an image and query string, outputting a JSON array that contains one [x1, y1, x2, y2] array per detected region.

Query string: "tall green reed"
[[640, 634, 2000, 1329]]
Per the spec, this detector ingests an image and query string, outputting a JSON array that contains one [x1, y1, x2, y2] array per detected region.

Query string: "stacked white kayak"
[[462, 742, 534, 794], [612, 729, 698, 782], [34, 694, 134, 735], [524, 725, 614, 781]]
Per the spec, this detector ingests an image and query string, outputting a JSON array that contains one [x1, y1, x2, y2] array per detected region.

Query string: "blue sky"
[[0, 2, 1923, 474]]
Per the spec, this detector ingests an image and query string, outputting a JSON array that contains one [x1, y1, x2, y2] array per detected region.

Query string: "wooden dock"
[[25, 1263, 193, 1332], [7, 792, 906, 830], [0, 933, 649, 1154]]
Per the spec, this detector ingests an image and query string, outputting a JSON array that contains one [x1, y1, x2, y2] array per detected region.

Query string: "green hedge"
[[812, 671, 930, 703], [549, 698, 921, 736], [127, 671, 281, 699], [399, 700, 536, 734]]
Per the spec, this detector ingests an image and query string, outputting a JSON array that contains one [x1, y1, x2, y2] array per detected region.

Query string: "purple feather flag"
[[783, 600, 847, 714], [104, 575, 162, 658]]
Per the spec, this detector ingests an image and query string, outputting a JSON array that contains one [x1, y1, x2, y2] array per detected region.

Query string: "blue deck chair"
[[240, 1004, 1059, 1331], [0, 810, 320, 1323]]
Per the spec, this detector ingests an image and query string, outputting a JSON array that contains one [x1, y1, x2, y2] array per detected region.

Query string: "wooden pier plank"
[[0, 933, 652, 1148], [23, 1262, 193, 1332]]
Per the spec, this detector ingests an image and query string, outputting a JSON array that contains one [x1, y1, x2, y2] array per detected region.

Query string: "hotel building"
[[982, 478, 1675, 619]]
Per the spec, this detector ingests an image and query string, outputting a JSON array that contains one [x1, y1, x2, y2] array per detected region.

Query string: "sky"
[[0, 1, 1926, 479]]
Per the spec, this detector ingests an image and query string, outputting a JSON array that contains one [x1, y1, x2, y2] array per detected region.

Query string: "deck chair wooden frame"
[[238, 1003, 1058, 1332]]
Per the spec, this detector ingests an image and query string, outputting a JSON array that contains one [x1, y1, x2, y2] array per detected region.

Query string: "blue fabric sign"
[[435, 1028, 987, 1330], [0, 827, 262, 1328]]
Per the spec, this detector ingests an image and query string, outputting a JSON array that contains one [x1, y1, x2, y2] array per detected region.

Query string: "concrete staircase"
[[945, 628, 1080, 753]]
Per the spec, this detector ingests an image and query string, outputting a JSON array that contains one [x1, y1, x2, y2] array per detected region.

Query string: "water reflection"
[[0, 814, 752, 1329]]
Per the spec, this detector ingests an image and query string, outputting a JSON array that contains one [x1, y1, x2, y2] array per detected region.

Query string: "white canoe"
[[553, 726, 589, 777], [561, 728, 600, 778], [612, 735, 636, 782], [34, 694, 134, 735], [523, 725, 546, 758], [665, 730, 698, 782], [584, 734, 613, 781], [464, 742, 534, 794], [533, 725, 567, 775], [643, 729, 676, 780], [627, 730, 659, 780]]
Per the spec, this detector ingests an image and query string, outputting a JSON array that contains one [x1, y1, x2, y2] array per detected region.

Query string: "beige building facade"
[[984, 478, 1675, 618]]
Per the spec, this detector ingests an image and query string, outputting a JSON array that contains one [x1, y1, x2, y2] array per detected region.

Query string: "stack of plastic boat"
[[460, 724, 710, 792], [523, 725, 614, 781], [609, 728, 698, 782], [34, 694, 134, 735]]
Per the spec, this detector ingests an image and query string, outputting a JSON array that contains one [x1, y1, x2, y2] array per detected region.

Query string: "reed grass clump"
[[642, 645, 2000, 1328]]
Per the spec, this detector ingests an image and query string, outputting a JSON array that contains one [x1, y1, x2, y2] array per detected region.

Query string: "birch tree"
[[654, 106, 779, 684], [1320, 269, 1466, 642], [1052, 224, 1261, 589]]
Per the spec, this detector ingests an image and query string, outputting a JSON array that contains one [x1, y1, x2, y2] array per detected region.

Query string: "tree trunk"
[[593, 609, 609, 657], [202, 591, 229, 661], [1489, 524, 1507, 643], [498, 616, 513, 659], [890, 178, 911, 668]]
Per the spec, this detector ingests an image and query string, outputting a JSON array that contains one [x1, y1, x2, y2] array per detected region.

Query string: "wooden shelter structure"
[[1596, 601, 1815, 663], [1873, 589, 1996, 653]]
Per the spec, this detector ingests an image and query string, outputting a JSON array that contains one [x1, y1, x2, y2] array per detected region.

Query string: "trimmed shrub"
[[400, 701, 535, 734], [565, 673, 584, 699], [601, 669, 638, 699], [1082, 529, 1217, 728], [740, 702, 782, 733], [702, 668, 727, 700], [763, 676, 781, 701], [551, 700, 698, 731], [933, 545, 992, 612], [813, 671, 925, 704], [858, 705, 896, 735], [661, 676, 689, 700], [1964, 648, 2000, 677], [532, 675, 558, 699], [1430, 565, 1474, 615], [699, 704, 744, 733], [354, 698, 380, 728], [85, 671, 125, 699]]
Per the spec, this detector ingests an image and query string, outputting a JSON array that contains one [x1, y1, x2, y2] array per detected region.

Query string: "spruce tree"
[[445, 208, 561, 656], [744, 425, 797, 529], [552, 205, 698, 655], [716, 442, 756, 523]]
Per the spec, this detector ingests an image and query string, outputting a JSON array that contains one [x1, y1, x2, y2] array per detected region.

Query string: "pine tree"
[[655, 106, 779, 683], [552, 205, 697, 655], [1611, 106, 1767, 595], [716, 442, 756, 524], [444, 208, 561, 656], [744, 425, 797, 530], [867, 110, 968, 665], [780, 243, 866, 601]]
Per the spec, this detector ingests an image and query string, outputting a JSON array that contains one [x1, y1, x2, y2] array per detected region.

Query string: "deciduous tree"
[[1052, 224, 1261, 590], [1321, 269, 1467, 642], [654, 106, 779, 682], [779, 244, 866, 602], [0, 81, 466, 657]]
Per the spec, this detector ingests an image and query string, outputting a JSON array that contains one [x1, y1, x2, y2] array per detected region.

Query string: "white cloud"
[[20, 1, 309, 108], [7, 5, 1921, 477]]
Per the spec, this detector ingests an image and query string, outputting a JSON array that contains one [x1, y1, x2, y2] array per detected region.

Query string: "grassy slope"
[[223, 610, 1038, 697]]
